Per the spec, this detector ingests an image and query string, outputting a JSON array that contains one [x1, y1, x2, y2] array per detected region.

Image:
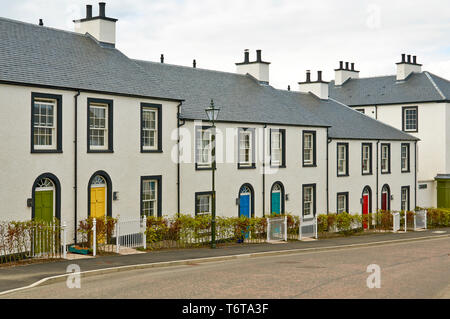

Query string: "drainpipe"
[[326, 128, 331, 215], [176, 102, 185, 218], [414, 141, 417, 209], [74, 90, 81, 244], [375, 105, 378, 120], [376, 140, 380, 213], [262, 124, 267, 217]]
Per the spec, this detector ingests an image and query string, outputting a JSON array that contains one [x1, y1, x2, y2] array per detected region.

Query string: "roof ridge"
[[132, 58, 249, 78], [424, 71, 447, 100]]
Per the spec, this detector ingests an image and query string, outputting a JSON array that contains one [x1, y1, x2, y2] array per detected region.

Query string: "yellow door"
[[91, 187, 106, 219]]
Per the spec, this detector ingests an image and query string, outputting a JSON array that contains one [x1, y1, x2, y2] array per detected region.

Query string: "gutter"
[[177, 102, 185, 218], [74, 90, 81, 244]]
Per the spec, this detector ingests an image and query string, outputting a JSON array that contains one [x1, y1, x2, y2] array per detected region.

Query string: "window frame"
[[140, 103, 162, 153], [361, 143, 373, 175], [355, 108, 365, 114], [31, 92, 63, 153], [195, 125, 214, 170], [237, 128, 256, 169], [402, 106, 418, 133], [302, 130, 317, 167], [140, 175, 162, 217], [195, 191, 214, 216], [401, 143, 410, 173], [401, 186, 410, 212], [336, 142, 349, 177], [380, 143, 391, 174], [87, 98, 114, 153], [302, 183, 316, 217], [336, 192, 349, 214], [270, 129, 286, 168]]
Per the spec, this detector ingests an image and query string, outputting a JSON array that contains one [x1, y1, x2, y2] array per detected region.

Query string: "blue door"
[[239, 194, 250, 218], [271, 192, 281, 215]]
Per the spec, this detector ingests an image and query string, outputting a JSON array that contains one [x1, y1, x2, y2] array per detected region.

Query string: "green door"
[[437, 179, 450, 209], [35, 191, 53, 222]]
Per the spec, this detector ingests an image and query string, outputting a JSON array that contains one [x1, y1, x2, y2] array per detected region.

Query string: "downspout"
[[375, 105, 378, 120], [74, 90, 81, 244], [176, 102, 185, 218], [414, 140, 417, 209], [326, 128, 331, 215], [262, 124, 267, 217], [376, 140, 380, 213]]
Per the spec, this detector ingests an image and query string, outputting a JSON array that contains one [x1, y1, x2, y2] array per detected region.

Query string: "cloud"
[[2, 0, 450, 89]]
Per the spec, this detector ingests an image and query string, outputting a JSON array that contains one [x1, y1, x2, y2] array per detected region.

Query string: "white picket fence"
[[299, 215, 318, 240], [414, 210, 427, 230], [393, 213, 401, 232], [267, 216, 287, 242]]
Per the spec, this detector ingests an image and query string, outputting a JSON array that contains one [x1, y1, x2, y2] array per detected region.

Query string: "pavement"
[[0, 228, 448, 295]]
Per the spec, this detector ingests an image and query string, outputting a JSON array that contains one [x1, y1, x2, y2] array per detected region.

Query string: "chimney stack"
[[334, 61, 359, 86], [193, 59, 196, 68], [396, 53, 422, 81], [298, 70, 329, 100], [160, 54, 164, 63], [73, 2, 118, 46], [38, 19, 44, 26], [235, 49, 271, 84]]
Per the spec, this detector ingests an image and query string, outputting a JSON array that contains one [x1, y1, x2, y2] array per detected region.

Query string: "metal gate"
[[299, 215, 318, 240]]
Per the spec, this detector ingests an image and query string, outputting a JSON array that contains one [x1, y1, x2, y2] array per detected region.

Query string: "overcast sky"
[[2, 0, 450, 89]]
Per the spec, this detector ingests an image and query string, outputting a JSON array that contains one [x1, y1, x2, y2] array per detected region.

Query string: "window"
[[303, 131, 316, 167], [31, 93, 62, 153], [337, 192, 349, 214], [356, 108, 365, 114], [361, 143, 372, 175], [195, 126, 213, 169], [401, 186, 410, 211], [270, 129, 286, 167], [381, 144, 391, 174], [87, 98, 113, 152], [402, 106, 418, 132], [141, 176, 162, 217], [401, 143, 410, 173], [302, 184, 316, 217], [337, 143, 349, 176], [195, 192, 213, 216], [238, 128, 255, 169], [141, 103, 162, 152]]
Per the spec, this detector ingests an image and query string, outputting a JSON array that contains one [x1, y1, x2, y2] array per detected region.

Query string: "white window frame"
[[381, 144, 390, 173], [337, 194, 347, 214], [403, 107, 418, 132], [142, 107, 158, 151], [196, 194, 212, 216], [303, 133, 314, 165], [401, 144, 409, 172], [239, 130, 253, 167], [33, 99, 57, 150], [89, 103, 108, 150], [142, 179, 158, 217], [271, 131, 282, 166], [337, 144, 348, 176], [362, 144, 371, 174], [303, 186, 314, 217], [401, 187, 409, 212], [196, 128, 212, 168]]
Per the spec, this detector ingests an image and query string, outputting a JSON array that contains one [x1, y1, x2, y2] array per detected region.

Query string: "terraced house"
[[329, 58, 450, 209], [0, 3, 418, 243]]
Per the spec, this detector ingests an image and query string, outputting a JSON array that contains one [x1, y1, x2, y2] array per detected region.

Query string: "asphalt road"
[[2, 236, 449, 299]]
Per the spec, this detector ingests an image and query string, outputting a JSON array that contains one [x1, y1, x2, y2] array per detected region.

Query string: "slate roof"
[[329, 72, 450, 106], [0, 16, 417, 141], [135, 60, 418, 141], [0, 17, 181, 101]]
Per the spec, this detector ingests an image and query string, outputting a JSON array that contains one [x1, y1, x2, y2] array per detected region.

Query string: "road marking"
[[0, 233, 449, 297]]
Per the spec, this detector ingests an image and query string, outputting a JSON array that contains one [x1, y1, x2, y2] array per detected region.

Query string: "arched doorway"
[[270, 182, 285, 216], [362, 186, 372, 229], [88, 171, 112, 218], [238, 184, 254, 218], [32, 173, 61, 222], [381, 184, 391, 211]]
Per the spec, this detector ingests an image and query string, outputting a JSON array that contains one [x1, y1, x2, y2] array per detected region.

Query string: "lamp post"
[[205, 99, 220, 249]]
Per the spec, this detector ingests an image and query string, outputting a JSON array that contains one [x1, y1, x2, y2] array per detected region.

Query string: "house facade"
[[329, 57, 450, 209], [0, 3, 418, 243]]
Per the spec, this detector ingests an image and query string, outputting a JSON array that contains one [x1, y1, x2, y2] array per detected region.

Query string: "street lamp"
[[205, 99, 220, 249]]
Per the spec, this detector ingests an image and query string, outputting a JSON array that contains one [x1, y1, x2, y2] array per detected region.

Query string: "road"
[[2, 237, 449, 299]]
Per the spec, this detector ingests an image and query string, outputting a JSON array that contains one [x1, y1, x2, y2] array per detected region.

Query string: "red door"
[[381, 193, 387, 211], [363, 195, 369, 229]]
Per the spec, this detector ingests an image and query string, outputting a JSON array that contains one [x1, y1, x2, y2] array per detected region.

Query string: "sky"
[[2, 0, 450, 89]]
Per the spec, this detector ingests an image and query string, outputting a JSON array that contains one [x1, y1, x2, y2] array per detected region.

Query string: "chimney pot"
[[407, 55, 411, 63], [160, 54, 164, 63], [99, 2, 106, 17], [339, 61, 343, 69], [86, 5, 93, 19], [351, 63, 355, 71], [306, 70, 311, 83], [317, 71, 323, 82], [413, 56, 417, 64], [288, 85, 291, 91], [345, 62, 349, 70], [38, 19, 44, 26], [256, 49, 262, 62], [401, 54, 406, 63], [193, 59, 196, 68], [244, 49, 249, 63]]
